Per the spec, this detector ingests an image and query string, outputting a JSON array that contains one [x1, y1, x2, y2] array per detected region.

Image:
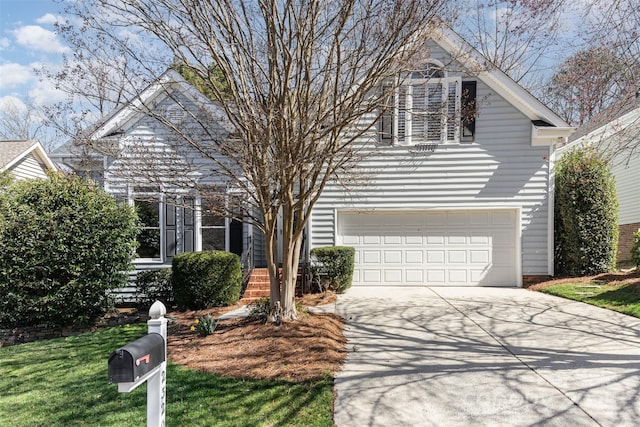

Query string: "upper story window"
[[380, 61, 476, 145]]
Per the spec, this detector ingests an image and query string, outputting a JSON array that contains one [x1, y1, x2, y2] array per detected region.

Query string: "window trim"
[[379, 62, 468, 146], [131, 193, 164, 262]]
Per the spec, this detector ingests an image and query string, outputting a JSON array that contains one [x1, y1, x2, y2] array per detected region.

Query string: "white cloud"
[[27, 77, 67, 107], [0, 63, 34, 89], [12, 25, 69, 54], [0, 95, 28, 114], [0, 37, 10, 50], [36, 13, 65, 25]]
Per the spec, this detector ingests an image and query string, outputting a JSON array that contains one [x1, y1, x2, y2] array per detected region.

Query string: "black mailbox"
[[108, 333, 165, 384]]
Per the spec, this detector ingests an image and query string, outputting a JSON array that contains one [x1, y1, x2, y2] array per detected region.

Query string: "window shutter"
[[183, 198, 195, 253], [461, 81, 477, 140], [165, 202, 177, 259]]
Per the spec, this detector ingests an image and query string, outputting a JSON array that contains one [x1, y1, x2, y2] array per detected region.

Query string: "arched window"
[[380, 60, 475, 145]]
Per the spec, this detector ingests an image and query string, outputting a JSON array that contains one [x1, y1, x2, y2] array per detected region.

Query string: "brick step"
[[240, 267, 309, 303]]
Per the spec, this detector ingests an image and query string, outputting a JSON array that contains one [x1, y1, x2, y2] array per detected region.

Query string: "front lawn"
[[537, 270, 640, 318], [0, 324, 333, 426]]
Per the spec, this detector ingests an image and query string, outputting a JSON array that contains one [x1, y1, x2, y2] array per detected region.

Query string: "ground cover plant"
[[530, 269, 640, 318], [0, 295, 344, 426]]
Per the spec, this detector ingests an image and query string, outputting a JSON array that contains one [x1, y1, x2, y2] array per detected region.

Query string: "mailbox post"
[[108, 301, 167, 427]]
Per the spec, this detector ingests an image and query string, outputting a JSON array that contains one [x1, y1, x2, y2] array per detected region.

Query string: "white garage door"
[[339, 210, 518, 286]]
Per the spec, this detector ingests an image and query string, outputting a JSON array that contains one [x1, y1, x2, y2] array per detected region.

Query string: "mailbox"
[[108, 333, 165, 384]]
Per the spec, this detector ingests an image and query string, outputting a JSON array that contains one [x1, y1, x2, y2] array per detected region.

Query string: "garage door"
[[338, 210, 518, 286]]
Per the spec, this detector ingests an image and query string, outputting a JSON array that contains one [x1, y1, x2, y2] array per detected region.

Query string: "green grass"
[[0, 324, 333, 426], [540, 282, 640, 318]]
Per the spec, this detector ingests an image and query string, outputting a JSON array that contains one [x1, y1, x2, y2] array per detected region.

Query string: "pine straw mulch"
[[166, 292, 346, 383], [526, 268, 640, 292]]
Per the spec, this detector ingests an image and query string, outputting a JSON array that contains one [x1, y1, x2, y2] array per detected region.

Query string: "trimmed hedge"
[[632, 231, 640, 268], [172, 251, 242, 309], [310, 246, 355, 294], [135, 268, 174, 309], [554, 147, 618, 275], [0, 173, 139, 327]]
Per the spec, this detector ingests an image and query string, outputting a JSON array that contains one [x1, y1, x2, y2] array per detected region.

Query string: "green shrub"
[[632, 231, 640, 268], [310, 246, 355, 294], [0, 173, 139, 327], [172, 250, 241, 309], [554, 147, 618, 275], [135, 268, 174, 309], [247, 297, 271, 320]]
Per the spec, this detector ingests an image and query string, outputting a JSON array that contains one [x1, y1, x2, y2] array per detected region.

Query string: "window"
[[132, 194, 197, 262], [201, 204, 226, 251], [135, 199, 161, 259], [380, 63, 476, 145]]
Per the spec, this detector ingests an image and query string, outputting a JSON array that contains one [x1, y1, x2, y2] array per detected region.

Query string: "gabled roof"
[[432, 26, 574, 145], [558, 105, 640, 153], [86, 69, 231, 141], [0, 140, 57, 172]]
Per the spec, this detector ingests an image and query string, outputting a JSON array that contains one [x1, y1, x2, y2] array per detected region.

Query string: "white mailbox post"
[[108, 301, 167, 427]]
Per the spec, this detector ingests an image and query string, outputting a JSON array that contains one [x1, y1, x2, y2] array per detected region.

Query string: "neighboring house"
[[52, 25, 573, 292], [0, 140, 58, 180], [558, 106, 640, 263]]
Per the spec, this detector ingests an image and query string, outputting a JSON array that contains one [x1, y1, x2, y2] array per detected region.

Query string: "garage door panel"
[[362, 251, 381, 264], [384, 235, 402, 244], [384, 250, 402, 263], [405, 251, 423, 263], [448, 269, 468, 283], [343, 235, 360, 245], [448, 250, 467, 263], [384, 270, 403, 282], [363, 269, 382, 283], [427, 269, 446, 283], [340, 210, 518, 286], [405, 236, 423, 244], [470, 250, 490, 264], [405, 270, 424, 283], [427, 250, 445, 263], [427, 235, 445, 245]]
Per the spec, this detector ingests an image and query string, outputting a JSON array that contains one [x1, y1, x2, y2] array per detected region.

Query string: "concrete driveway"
[[334, 287, 640, 427]]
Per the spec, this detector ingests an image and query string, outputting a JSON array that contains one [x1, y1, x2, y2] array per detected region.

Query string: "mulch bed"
[[165, 291, 346, 382]]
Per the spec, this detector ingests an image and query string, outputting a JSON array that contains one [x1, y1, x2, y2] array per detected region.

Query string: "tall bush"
[[554, 147, 618, 275], [0, 173, 140, 327], [172, 251, 241, 309], [632, 231, 640, 268], [310, 246, 355, 294]]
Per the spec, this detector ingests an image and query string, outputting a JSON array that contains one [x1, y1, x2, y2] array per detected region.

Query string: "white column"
[[147, 301, 167, 427]]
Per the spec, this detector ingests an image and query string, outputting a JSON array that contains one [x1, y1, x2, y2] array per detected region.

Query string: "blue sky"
[[0, 0, 69, 108]]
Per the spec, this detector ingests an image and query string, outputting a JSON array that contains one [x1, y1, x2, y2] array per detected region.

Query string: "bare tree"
[[455, 0, 568, 87], [0, 97, 60, 151], [61, 0, 455, 319], [544, 46, 636, 126]]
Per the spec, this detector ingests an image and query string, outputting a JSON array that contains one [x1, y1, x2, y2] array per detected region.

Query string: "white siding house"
[[559, 106, 640, 262], [310, 28, 574, 287], [0, 140, 58, 180], [51, 71, 263, 302], [52, 25, 573, 291]]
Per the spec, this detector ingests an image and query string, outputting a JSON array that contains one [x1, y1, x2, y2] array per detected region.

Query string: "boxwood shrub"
[[0, 173, 139, 327], [172, 251, 241, 309], [310, 246, 355, 294], [554, 147, 618, 275], [135, 268, 174, 309]]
